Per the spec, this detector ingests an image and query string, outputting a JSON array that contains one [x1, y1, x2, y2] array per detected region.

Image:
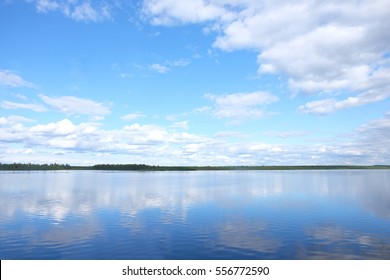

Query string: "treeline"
[[92, 164, 390, 170], [92, 164, 198, 171], [0, 163, 73, 170], [1, 163, 390, 171]]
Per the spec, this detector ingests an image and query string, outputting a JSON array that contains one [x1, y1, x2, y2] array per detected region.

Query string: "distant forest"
[[1, 163, 390, 171]]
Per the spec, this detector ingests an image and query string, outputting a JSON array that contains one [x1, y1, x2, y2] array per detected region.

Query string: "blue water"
[[0, 170, 390, 259]]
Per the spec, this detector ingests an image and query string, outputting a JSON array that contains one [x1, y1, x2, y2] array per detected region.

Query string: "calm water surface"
[[1, 170, 390, 259]]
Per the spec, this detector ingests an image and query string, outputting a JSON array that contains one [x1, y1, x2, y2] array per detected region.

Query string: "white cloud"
[[1, 112, 389, 165], [150, 63, 170, 73], [206, 91, 278, 121], [33, 0, 111, 22], [142, 0, 228, 25], [215, 131, 248, 138], [39, 94, 110, 116], [29, 119, 76, 136], [168, 58, 190, 67], [263, 130, 308, 138], [35, 0, 59, 12], [1, 100, 47, 112], [0, 70, 35, 88], [170, 121, 189, 130], [25, 0, 390, 114], [119, 73, 133, 79], [351, 112, 390, 159], [150, 58, 190, 74], [142, 0, 390, 113], [122, 123, 169, 144], [121, 113, 146, 121], [298, 88, 390, 115], [0, 118, 193, 156], [70, 2, 111, 22], [12, 93, 28, 100], [305, 111, 390, 164], [0, 115, 35, 124]]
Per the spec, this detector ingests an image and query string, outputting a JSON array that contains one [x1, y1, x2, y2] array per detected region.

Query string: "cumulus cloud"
[[29, 119, 76, 136], [206, 91, 278, 121], [0, 70, 35, 88], [33, 0, 111, 22], [39, 94, 110, 116], [142, 0, 390, 113], [0, 118, 210, 159], [1, 112, 389, 165]]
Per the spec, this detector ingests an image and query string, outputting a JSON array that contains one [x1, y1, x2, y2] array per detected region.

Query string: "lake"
[[0, 170, 389, 259]]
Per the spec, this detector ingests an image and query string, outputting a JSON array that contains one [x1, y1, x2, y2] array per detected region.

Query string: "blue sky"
[[1, 0, 390, 166]]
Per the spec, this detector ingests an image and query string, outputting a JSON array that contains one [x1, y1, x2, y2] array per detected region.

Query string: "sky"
[[1, 0, 390, 166]]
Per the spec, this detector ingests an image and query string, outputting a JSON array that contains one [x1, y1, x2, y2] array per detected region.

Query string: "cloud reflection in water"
[[0, 170, 389, 259]]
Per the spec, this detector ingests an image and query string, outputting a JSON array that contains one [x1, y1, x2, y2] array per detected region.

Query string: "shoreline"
[[1, 163, 390, 171]]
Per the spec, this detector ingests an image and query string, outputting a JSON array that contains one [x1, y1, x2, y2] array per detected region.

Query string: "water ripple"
[[1, 170, 390, 259]]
